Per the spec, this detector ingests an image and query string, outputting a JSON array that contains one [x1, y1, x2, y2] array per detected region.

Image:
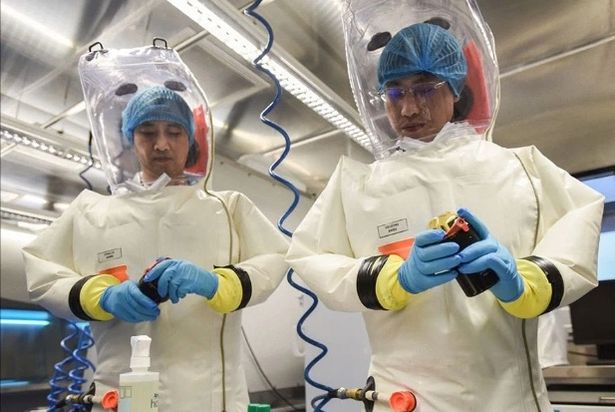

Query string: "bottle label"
[[119, 381, 159, 411]]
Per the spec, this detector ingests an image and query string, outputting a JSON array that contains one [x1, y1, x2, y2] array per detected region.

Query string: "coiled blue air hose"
[[48, 322, 95, 411], [243, 2, 334, 410], [67, 323, 96, 411], [48, 324, 77, 410], [47, 132, 98, 410]]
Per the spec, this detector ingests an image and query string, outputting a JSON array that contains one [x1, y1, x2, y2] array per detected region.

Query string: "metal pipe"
[[174, 30, 210, 52], [259, 128, 340, 155], [41, 101, 86, 129]]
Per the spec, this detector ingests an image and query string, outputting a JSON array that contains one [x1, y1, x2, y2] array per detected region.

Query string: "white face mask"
[[394, 136, 434, 152], [388, 121, 474, 154], [117, 173, 173, 196]]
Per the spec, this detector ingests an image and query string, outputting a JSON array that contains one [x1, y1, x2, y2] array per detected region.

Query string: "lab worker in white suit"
[[23, 45, 288, 411], [286, 1, 604, 411]]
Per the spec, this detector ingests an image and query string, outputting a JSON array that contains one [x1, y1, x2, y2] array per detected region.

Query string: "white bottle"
[[118, 335, 160, 412]]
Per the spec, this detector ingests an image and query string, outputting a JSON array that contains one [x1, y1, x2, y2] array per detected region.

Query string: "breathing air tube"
[[67, 323, 96, 411], [48, 322, 96, 411], [47, 141, 97, 411], [243, 2, 334, 410], [78, 132, 95, 191]]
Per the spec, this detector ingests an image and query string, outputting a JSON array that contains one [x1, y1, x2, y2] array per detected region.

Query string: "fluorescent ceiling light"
[[1, 309, 50, 321], [21, 194, 47, 206], [53, 202, 70, 212], [2, 4, 74, 48], [0, 190, 20, 203], [0, 309, 51, 326], [0, 127, 101, 169], [166, 0, 371, 150], [0, 319, 51, 326], [1, 208, 55, 228], [0, 380, 31, 388]]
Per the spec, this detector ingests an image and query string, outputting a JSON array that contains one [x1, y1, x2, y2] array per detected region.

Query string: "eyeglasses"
[[379, 81, 446, 103]]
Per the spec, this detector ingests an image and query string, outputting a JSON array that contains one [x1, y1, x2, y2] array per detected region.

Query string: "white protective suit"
[[286, 123, 604, 411], [537, 307, 570, 368], [24, 183, 288, 411]]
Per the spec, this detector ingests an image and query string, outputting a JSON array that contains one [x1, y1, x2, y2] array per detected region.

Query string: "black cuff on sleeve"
[[357, 255, 389, 311], [524, 255, 564, 314], [218, 265, 252, 311], [68, 275, 97, 321]]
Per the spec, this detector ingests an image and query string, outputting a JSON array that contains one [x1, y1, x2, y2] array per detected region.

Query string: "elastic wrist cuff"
[[208, 266, 252, 313], [523, 255, 563, 314], [357, 255, 389, 310], [376, 255, 412, 310], [70, 274, 120, 321], [498, 259, 552, 319]]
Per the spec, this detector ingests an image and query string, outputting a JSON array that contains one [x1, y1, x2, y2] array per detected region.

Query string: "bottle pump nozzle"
[[130, 335, 151, 371]]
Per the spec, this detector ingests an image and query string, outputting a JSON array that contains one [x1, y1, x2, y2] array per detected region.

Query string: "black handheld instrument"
[[429, 212, 498, 297], [137, 257, 171, 304]]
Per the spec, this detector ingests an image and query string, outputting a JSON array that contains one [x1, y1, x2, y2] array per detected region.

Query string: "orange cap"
[[389, 391, 417, 412], [378, 238, 415, 260], [101, 389, 119, 410], [100, 265, 128, 282]]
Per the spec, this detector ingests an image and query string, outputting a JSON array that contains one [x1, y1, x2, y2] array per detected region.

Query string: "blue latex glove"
[[144, 259, 219, 304], [457, 208, 524, 302], [100, 281, 160, 323], [398, 229, 461, 294]]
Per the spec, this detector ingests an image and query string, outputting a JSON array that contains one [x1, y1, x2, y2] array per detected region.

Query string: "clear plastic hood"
[[78, 44, 213, 193], [342, 0, 500, 158]]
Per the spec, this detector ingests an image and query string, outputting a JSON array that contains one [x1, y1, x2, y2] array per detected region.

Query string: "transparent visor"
[[342, 0, 500, 158], [78, 45, 212, 193]]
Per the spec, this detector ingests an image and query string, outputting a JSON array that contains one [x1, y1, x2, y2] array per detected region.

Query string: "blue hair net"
[[377, 23, 467, 97], [121, 86, 195, 146]]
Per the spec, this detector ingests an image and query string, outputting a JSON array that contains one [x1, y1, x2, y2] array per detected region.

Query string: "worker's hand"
[[398, 229, 461, 294], [456, 208, 524, 302], [144, 259, 219, 303], [100, 281, 160, 323]]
